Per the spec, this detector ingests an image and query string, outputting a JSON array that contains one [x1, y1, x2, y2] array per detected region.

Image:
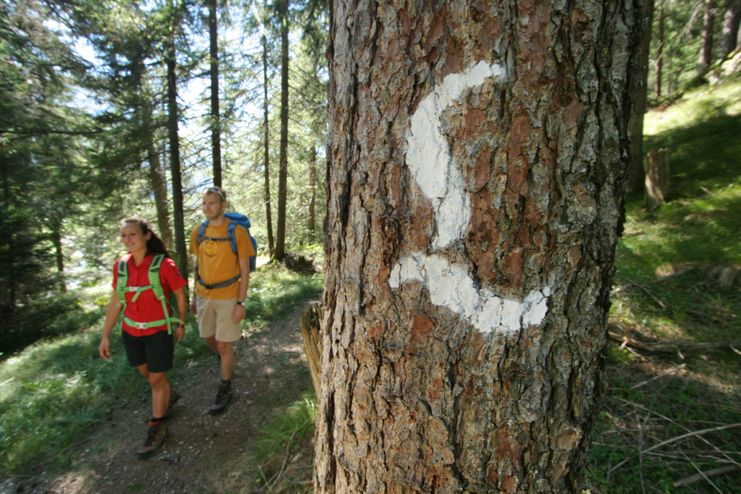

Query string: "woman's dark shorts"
[[122, 330, 174, 373]]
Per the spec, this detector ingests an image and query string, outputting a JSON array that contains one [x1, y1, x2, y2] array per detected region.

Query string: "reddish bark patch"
[[427, 377, 443, 401], [410, 314, 434, 343], [411, 202, 433, 249], [367, 325, 383, 341], [423, 13, 445, 53], [442, 36, 464, 76], [464, 107, 485, 134], [466, 189, 499, 281], [465, 146, 491, 192], [475, 17, 500, 55], [501, 247, 523, 291]]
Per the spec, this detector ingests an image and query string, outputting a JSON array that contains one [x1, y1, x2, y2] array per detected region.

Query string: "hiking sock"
[[148, 416, 164, 427]]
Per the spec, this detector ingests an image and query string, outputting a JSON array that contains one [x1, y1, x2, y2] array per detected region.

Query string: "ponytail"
[[120, 218, 170, 258]]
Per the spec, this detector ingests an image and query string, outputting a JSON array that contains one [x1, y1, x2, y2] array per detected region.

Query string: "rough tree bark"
[[166, 0, 187, 279], [655, 0, 665, 98], [721, 0, 741, 58], [627, 0, 655, 193], [274, 0, 289, 261], [699, 0, 716, 75], [208, 0, 223, 187], [645, 148, 670, 210], [261, 26, 275, 257], [315, 1, 644, 493], [308, 144, 317, 242]]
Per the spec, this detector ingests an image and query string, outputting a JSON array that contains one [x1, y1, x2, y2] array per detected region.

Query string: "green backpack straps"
[[116, 253, 181, 334]]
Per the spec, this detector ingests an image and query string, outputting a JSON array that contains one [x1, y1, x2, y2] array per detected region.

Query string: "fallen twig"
[[679, 450, 725, 494], [624, 278, 667, 309], [608, 423, 741, 474], [607, 324, 741, 354], [673, 464, 741, 487]]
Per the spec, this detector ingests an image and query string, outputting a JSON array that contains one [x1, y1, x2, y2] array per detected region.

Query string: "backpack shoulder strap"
[[148, 254, 165, 300], [197, 220, 208, 245], [115, 254, 132, 305], [226, 221, 238, 255]]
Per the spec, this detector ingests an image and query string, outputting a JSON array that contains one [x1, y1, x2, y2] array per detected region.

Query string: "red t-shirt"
[[111, 254, 187, 337]]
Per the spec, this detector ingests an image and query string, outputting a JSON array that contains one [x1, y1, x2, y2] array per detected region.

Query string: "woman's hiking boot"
[[208, 381, 232, 415], [136, 420, 167, 460]]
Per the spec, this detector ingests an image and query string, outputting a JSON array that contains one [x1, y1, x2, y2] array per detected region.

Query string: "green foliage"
[[587, 79, 741, 493], [244, 263, 323, 327], [252, 393, 317, 464]]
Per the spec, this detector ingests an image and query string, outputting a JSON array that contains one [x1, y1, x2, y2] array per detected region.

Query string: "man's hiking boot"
[[136, 420, 167, 460], [208, 381, 232, 415]]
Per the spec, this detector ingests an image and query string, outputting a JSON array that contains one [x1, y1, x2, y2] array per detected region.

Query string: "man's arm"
[[232, 257, 249, 323]]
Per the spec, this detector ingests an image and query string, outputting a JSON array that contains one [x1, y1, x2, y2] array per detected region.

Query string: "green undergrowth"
[[587, 80, 741, 492], [0, 263, 323, 478], [252, 393, 317, 487]]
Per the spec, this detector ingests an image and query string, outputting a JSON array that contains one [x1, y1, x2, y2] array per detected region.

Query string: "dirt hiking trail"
[[17, 302, 317, 494]]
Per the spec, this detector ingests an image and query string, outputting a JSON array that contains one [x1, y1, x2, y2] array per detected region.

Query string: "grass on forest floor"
[[586, 79, 741, 493], [0, 262, 322, 478]]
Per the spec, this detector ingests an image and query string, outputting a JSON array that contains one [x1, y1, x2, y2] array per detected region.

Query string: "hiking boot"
[[208, 382, 232, 415], [136, 421, 167, 460]]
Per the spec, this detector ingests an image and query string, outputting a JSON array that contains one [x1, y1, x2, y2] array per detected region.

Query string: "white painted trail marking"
[[393, 60, 551, 335]]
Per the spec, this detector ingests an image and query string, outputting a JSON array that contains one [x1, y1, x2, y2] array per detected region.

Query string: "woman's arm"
[[99, 291, 122, 360]]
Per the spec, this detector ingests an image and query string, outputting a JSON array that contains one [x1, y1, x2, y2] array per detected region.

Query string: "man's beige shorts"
[[195, 296, 242, 343]]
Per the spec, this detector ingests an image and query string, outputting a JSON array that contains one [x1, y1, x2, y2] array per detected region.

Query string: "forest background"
[[0, 0, 739, 492]]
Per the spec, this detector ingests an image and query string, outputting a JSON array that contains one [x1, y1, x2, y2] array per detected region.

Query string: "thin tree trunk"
[[627, 0, 655, 193], [51, 222, 66, 293], [166, 2, 187, 279], [208, 0, 222, 187], [655, 0, 665, 98], [316, 1, 644, 492], [143, 105, 173, 249], [308, 144, 317, 242], [2, 163, 15, 310], [721, 0, 741, 58], [275, 0, 289, 261], [262, 29, 275, 257], [699, 0, 716, 75]]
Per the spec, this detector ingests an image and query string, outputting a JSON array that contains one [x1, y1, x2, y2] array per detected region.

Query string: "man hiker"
[[189, 186, 255, 414]]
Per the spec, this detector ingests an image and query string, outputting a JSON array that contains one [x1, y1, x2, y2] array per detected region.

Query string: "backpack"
[[115, 253, 181, 334], [195, 212, 258, 290]]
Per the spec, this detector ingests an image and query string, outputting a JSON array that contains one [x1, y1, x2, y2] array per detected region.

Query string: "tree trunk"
[[262, 29, 275, 257], [655, 0, 665, 98], [315, 2, 643, 493], [1, 162, 15, 310], [274, 0, 289, 261], [308, 144, 317, 242], [699, 0, 716, 75], [208, 0, 222, 187], [144, 106, 173, 249], [645, 148, 670, 210], [51, 221, 66, 293], [166, 2, 187, 279], [300, 302, 323, 396], [627, 0, 655, 193], [721, 0, 741, 58]]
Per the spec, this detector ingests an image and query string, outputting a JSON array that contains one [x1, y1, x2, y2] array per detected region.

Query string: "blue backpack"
[[195, 212, 257, 290]]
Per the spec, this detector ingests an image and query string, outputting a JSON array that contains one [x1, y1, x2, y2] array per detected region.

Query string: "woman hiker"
[[99, 218, 188, 460]]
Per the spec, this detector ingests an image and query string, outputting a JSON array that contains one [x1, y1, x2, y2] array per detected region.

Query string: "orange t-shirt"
[[189, 220, 255, 300]]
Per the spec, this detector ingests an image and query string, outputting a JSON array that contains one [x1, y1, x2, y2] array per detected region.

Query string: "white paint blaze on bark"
[[394, 60, 551, 335], [389, 253, 551, 334], [406, 61, 506, 249]]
